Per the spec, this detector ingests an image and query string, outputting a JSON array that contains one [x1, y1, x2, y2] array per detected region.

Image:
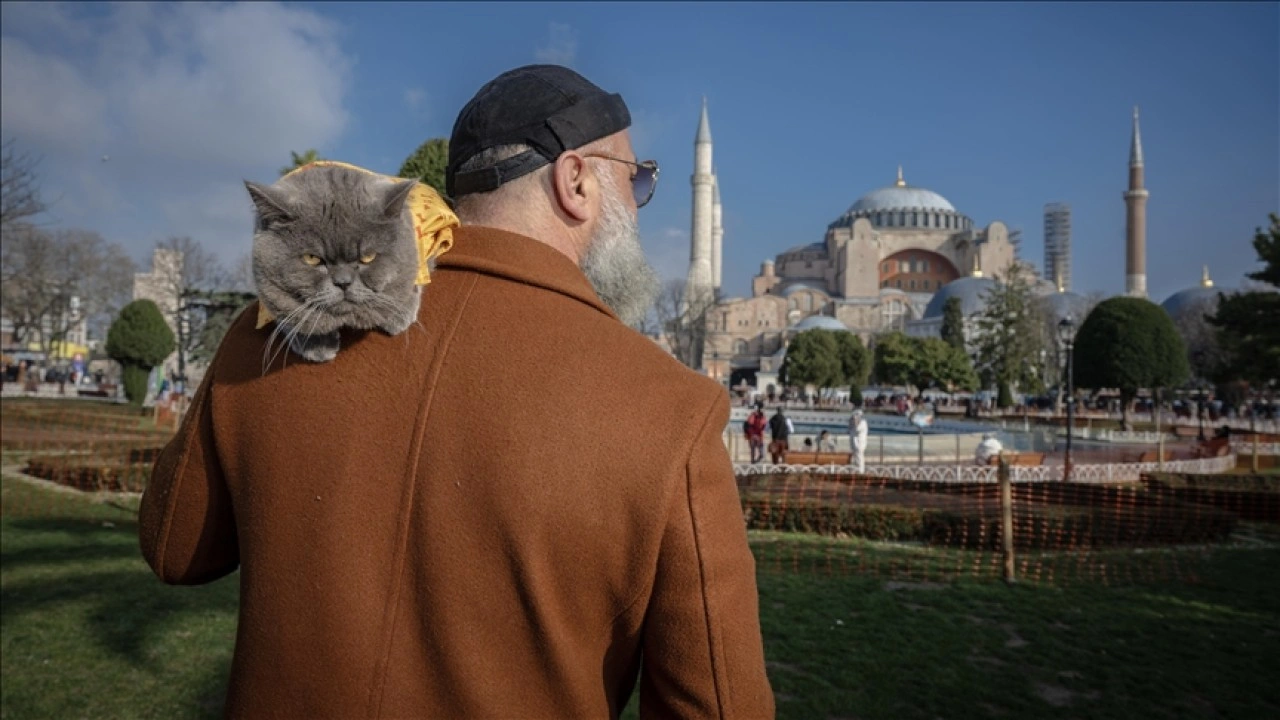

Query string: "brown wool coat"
[[139, 226, 775, 719]]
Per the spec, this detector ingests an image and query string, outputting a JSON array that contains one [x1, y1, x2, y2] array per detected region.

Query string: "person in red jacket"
[[744, 402, 768, 463]]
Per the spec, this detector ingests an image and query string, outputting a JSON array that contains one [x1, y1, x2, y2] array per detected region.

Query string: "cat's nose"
[[331, 268, 356, 288]]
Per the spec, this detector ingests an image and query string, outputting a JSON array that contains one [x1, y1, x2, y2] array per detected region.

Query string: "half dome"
[[923, 276, 997, 319]]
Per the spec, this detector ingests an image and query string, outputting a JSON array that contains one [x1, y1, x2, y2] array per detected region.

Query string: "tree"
[[106, 300, 176, 405], [926, 339, 979, 393], [187, 291, 257, 365], [650, 278, 715, 369], [151, 236, 229, 378], [0, 226, 136, 356], [398, 138, 449, 197], [1074, 296, 1190, 430], [910, 337, 978, 393], [1, 138, 45, 230], [833, 330, 872, 403], [280, 149, 321, 177], [872, 331, 916, 389], [781, 329, 841, 389], [939, 296, 965, 351], [1208, 214, 1280, 388], [973, 262, 1044, 407]]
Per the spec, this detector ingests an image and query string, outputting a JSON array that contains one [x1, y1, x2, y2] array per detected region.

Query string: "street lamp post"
[[1057, 315, 1077, 482]]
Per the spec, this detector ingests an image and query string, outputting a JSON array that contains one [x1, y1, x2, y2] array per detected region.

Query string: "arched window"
[[734, 339, 748, 355], [789, 298, 799, 310]]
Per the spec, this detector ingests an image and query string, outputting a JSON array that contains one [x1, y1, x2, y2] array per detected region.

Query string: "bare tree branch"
[[0, 138, 46, 230], [649, 278, 716, 369], [0, 226, 136, 356]]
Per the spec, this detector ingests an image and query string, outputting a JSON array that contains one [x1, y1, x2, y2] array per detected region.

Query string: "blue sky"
[[2, 2, 1276, 303]]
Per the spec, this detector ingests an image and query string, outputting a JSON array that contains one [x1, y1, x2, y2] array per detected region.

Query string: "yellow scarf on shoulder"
[[255, 160, 459, 329]]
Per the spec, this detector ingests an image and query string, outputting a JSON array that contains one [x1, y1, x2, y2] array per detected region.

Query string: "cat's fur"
[[245, 166, 422, 364]]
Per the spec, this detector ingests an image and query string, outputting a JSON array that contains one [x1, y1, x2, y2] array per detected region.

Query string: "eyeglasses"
[[584, 154, 660, 208]]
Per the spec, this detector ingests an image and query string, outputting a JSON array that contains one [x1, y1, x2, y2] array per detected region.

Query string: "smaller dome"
[[778, 281, 828, 297], [1162, 287, 1229, 319], [1036, 291, 1090, 325], [790, 315, 849, 332], [923, 276, 997, 319], [780, 242, 826, 257], [1161, 266, 1231, 319]]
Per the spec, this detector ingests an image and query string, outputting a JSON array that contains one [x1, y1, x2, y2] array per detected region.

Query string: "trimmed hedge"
[[1142, 473, 1280, 523], [742, 495, 924, 541], [1144, 472, 1280, 493], [923, 503, 1237, 550]]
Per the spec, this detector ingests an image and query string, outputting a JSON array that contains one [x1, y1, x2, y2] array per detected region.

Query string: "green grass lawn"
[[4, 473, 1279, 720]]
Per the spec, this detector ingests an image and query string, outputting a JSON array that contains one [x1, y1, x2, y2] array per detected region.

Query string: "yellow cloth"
[[255, 160, 458, 329]]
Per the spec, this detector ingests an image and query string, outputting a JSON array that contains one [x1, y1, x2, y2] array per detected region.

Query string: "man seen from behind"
[[138, 64, 774, 718]]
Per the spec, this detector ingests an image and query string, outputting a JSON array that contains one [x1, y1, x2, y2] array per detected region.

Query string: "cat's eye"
[[360, 252, 377, 264], [302, 254, 323, 266]]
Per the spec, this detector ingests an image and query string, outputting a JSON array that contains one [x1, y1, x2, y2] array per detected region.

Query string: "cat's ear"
[[245, 181, 294, 227], [382, 180, 417, 219]]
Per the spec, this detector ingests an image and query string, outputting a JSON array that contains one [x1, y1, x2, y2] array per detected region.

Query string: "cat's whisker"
[[264, 300, 316, 372], [261, 304, 303, 375]]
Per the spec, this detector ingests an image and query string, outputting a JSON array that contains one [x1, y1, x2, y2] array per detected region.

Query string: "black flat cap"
[[446, 64, 631, 198]]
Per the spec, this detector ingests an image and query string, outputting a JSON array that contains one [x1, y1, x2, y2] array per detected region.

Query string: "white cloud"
[[0, 2, 355, 266], [534, 22, 577, 67]]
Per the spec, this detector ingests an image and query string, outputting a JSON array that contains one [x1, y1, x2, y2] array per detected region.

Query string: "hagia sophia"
[[678, 104, 1230, 390]]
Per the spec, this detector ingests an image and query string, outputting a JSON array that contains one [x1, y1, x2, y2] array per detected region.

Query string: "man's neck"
[[461, 217, 585, 267]]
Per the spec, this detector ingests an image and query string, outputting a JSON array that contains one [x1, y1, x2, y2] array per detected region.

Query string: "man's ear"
[[551, 152, 592, 223]]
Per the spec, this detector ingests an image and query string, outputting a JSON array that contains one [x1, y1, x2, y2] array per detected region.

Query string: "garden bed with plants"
[[22, 448, 161, 494]]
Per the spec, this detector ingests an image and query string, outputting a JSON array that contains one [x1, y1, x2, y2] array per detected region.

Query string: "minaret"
[[1124, 106, 1148, 298], [1201, 265, 1213, 288], [711, 171, 723, 297], [684, 98, 714, 309]]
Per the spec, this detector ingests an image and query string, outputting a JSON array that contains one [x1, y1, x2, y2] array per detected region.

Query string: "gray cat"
[[245, 165, 422, 365]]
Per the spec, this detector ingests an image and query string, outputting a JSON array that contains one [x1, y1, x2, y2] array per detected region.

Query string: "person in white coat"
[[975, 432, 1004, 466], [848, 409, 869, 472]]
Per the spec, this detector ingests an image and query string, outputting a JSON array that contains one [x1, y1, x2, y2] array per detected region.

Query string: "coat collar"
[[435, 226, 619, 321]]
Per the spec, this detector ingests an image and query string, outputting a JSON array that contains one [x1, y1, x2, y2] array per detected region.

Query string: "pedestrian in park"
[[975, 432, 1004, 466], [138, 64, 773, 718], [744, 401, 768, 463], [817, 429, 837, 452], [769, 406, 793, 463], [849, 408, 869, 472]]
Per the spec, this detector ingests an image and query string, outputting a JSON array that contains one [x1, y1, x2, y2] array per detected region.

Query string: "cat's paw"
[[289, 331, 341, 363]]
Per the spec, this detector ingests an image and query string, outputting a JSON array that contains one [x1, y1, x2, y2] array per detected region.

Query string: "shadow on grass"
[[0, 517, 143, 570], [1, 516, 240, 669]]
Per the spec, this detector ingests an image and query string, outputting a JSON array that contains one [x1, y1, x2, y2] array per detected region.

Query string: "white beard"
[[580, 172, 660, 327]]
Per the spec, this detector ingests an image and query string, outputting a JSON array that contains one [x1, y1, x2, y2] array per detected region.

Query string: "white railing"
[[1231, 440, 1280, 456], [733, 453, 1237, 484]]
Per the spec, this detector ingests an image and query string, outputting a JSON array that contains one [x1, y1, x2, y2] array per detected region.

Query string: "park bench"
[[1137, 449, 1174, 463], [1193, 436, 1230, 458], [783, 451, 853, 465], [988, 452, 1046, 467]]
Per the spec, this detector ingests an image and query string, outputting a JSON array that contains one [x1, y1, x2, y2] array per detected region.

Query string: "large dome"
[[829, 168, 972, 231], [923, 276, 997, 319], [848, 185, 955, 214]]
